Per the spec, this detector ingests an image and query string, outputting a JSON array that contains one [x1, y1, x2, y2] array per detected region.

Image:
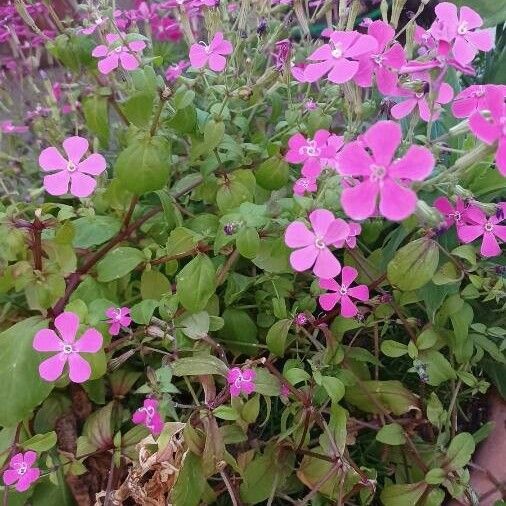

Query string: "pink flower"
[[2, 452, 40, 493], [39, 136, 106, 198], [285, 130, 343, 178], [0, 120, 28, 134], [151, 15, 182, 42], [458, 206, 506, 258], [284, 209, 349, 278], [165, 60, 190, 81], [318, 266, 369, 317], [452, 85, 506, 119], [469, 86, 506, 176], [429, 2, 494, 66], [391, 82, 454, 122], [294, 313, 308, 326], [81, 15, 107, 35], [274, 39, 292, 71], [293, 177, 317, 196], [334, 222, 362, 249], [227, 368, 256, 397], [33, 312, 103, 384], [354, 21, 406, 95], [132, 398, 164, 435], [189, 32, 233, 72], [338, 121, 434, 221], [92, 34, 146, 75], [105, 307, 132, 336], [434, 197, 470, 228], [304, 30, 378, 84]]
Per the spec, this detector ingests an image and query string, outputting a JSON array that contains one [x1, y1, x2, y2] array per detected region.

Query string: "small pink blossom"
[[33, 312, 103, 383], [92, 34, 146, 75], [285, 130, 343, 178], [294, 313, 308, 326], [469, 86, 506, 176], [284, 209, 349, 278], [132, 398, 164, 435], [304, 99, 317, 111], [334, 222, 362, 249], [105, 307, 132, 336], [304, 30, 378, 84], [2, 452, 40, 493], [429, 2, 494, 67], [280, 383, 290, 397], [293, 177, 317, 196], [452, 85, 506, 119], [391, 82, 454, 122], [458, 206, 506, 257], [39, 136, 106, 198], [165, 60, 190, 81], [274, 39, 292, 71], [227, 367, 256, 397], [0, 120, 29, 134], [354, 21, 406, 95], [338, 121, 435, 221], [151, 15, 183, 42], [318, 266, 369, 317], [189, 32, 233, 72], [434, 197, 470, 228], [81, 15, 108, 35]]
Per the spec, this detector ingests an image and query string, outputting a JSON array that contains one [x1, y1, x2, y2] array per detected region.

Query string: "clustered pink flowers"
[[189, 32, 233, 72], [2, 451, 40, 492], [132, 398, 164, 435], [227, 368, 256, 397], [33, 312, 103, 383], [92, 33, 146, 74], [38, 136, 106, 198]]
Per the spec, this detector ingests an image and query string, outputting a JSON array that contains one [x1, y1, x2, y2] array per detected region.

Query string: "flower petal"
[[285, 221, 314, 248], [341, 181, 379, 220], [340, 295, 359, 318], [290, 245, 318, 272], [391, 98, 417, 120], [74, 328, 103, 353], [327, 58, 359, 84], [480, 232, 501, 257], [304, 60, 334, 83], [67, 353, 92, 383], [55, 312, 80, 343], [309, 209, 335, 237], [119, 52, 140, 71], [2, 469, 19, 486], [23, 452, 37, 467], [92, 44, 108, 57], [319, 278, 340, 291], [33, 329, 62, 352], [466, 29, 494, 52], [365, 120, 400, 166], [453, 37, 476, 65], [457, 224, 483, 243], [313, 248, 341, 279], [323, 218, 350, 245], [39, 353, 67, 382], [208, 53, 227, 72], [43, 171, 70, 196], [495, 138, 506, 177], [469, 111, 500, 144], [379, 179, 417, 221], [63, 136, 88, 164], [70, 172, 98, 198], [78, 153, 106, 175], [348, 284, 369, 301], [338, 142, 373, 176], [389, 145, 434, 181], [189, 44, 208, 69], [39, 147, 67, 172], [341, 266, 358, 286], [319, 292, 340, 311]]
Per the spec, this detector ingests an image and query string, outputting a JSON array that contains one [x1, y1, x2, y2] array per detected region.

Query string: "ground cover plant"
[[0, 0, 505, 504]]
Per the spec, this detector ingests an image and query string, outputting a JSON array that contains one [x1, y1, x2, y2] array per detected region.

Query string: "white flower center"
[[415, 91, 425, 99], [139, 405, 155, 424], [339, 285, 348, 296], [67, 161, 77, 172], [331, 43, 343, 59], [373, 54, 384, 65], [474, 86, 485, 98], [457, 21, 468, 35], [17, 464, 28, 476], [370, 164, 387, 183], [314, 235, 326, 250], [114, 46, 123, 53], [450, 211, 462, 222], [484, 222, 494, 233], [113, 308, 123, 321], [62, 344, 75, 354], [299, 140, 321, 158]]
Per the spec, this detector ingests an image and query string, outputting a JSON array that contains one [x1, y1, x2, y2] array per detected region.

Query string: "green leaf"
[[120, 92, 155, 128], [31, 477, 74, 506], [82, 95, 109, 147], [181, 312, 210, 340], [381, 340, 408, 358], [266, 319, 292, 357], [176, 254, 216, 312], [376, 423, 406, 446], [130, 299, 158, 324], [217, 309, 258, 354], [0, 317, 53, 426], [240, 453, 278, 504], [236, 227, 260, 259], [72, 216, 121, 249], [424, 468, 447, 485], [380, 482, 428, 506], [140, 269, 171, 300], [446, 432, 475, 469], [416, 329, 438, 350], [252, 238, 291, 274], [213, 406, 240, 420], [115, 136, 171, 195], [166, 227, 200, 257], [432, 261, 462, 285], [22, 431, 57, 452], [451, 245, 476, 265], [252, 369, 280, 396], [387, 238, 439, 291], [204, 119, 225, 152], [420, 350, 456, 386], [321, 376, 345, 404], [171, 356, 229, 377], [171, 452, 206, 506], [426, 393, 446, 430], [96, 247, 145, 282], [255, 156, 289, 191]]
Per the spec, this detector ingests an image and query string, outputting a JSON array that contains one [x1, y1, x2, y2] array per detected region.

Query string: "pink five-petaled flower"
[[284, 209, 349, 278], [457, 206, 506, 258], [354, 21, 406, 95], [105, 306, 132, 336], [227, 368, 256, 397], [434, 197, 469, 228], [38, 136, 106, 198], [189, 32, 233, 72], [285, 130, 343, 178], [318, 266, 369, 318], [293, 177, 317, 196], [452, 85, 506, 119], [92, 33, 146, 75], [2, 452, 40, 493], [391, 82, 454, 122], [469, 86, 506, 177], [338, 121, 435, 221], [304, 30, 378, 84], [132, 398, 164, 435], [333, 222, 362, 249], [429, 2, 494, 67], [33, 311, 103, 384]]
